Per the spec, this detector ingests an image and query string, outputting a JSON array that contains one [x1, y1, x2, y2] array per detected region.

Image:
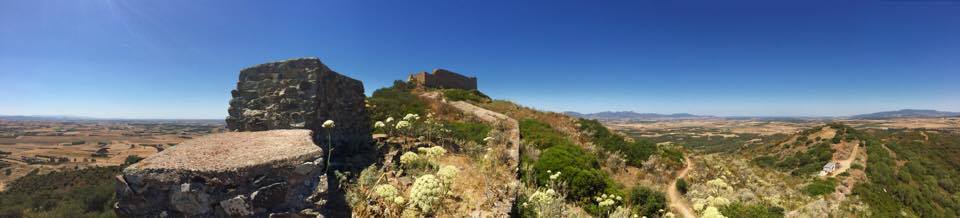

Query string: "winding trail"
[[667, 155, 696, 218], [829, 141, 859, 177]]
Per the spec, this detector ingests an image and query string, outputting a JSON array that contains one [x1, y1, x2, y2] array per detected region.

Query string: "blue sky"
[[1, 0, 958, 119]]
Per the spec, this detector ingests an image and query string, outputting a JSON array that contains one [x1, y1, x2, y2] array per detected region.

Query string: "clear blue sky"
[[1, 0, 957, 119]]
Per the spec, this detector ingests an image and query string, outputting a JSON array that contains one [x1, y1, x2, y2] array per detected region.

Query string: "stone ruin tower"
[[226, 57, 371, 153], [407, 68, 478, 90]]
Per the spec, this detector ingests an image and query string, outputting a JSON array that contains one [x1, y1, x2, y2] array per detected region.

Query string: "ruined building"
[[408, 69, 478, 90], [225, 57, 371, 153]]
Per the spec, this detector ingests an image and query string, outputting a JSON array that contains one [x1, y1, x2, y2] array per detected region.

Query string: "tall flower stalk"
[[323, 120, 335, 173]]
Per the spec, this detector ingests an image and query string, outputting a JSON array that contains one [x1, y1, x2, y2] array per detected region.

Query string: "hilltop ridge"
[[851, 109, 960, 119]]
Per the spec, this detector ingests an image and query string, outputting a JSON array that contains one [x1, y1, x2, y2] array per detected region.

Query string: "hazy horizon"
[[2, 1, 958, 119]]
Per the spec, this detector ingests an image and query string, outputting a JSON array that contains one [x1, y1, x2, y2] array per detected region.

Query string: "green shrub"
[[124, 155, 144, 165], [802, 178, 838, 196], [626, 186, 667, 216], [445, 120, 491, 145], [533, 144, 606, 202], [752, 156, 778, 168], [720, 202, 784, 218], [368, 80, 427, 122], [442, 89, 490, 103], [676, 178, 689, 195]]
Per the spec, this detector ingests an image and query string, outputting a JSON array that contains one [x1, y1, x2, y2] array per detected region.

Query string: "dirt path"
[[668, 155, 696, 218], [829, 142, 859, 177]]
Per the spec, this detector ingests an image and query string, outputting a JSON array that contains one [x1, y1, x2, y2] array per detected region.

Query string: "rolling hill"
[[851, 109, 960, 119]]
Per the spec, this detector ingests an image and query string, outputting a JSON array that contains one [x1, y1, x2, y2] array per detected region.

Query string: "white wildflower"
[[418, 146, 447, 159], [373, 184, 399, 199], [400, 152, 420, 165], [386, 117, 395, 123], [395, 120, 411, 129], [409, 175, 443, 214], [528, 188, 559, 205], [403, 113, 420, 121], [549, 171, 561, 180], [701, 206, 726, 218], [374, 121, 386, 128], [322, 120, 335, 128], [437, 165, 459, 183]]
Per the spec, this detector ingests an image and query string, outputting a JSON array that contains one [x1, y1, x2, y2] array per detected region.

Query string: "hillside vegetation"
[[854, 129, 960, 217], [0, 167, 120, 218]]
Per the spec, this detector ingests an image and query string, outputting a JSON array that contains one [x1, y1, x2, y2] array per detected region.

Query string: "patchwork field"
[[0, 119, 224, 191]]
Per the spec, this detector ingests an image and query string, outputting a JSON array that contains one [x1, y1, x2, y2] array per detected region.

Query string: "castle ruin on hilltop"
[[408, 69, 478, 90]]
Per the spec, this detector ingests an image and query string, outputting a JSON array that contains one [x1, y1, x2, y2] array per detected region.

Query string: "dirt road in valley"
[[668, 155, 696, 218]]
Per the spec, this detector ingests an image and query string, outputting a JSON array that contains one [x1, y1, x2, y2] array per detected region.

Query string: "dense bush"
[[751, 155, 778, 168], [719, 202, 785, 218], [520, 119, 576, 149], [0, 167, 120, 218], [445, 120, 491, 145], [442, 89, 490, 103], [577, 119, 656, 166], [676, 178, 689, 195], [533, 144, 607, 202], [124, 155, 144, 165], [801, 178, 837, 196], [368, 80, 427, 122], [626, 186, 667, 216]]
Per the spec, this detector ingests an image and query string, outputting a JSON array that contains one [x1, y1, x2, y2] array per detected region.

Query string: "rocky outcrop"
[[226, 57, 371, 154], [114, 130, 326, 217], [408, 69, 478, 90]]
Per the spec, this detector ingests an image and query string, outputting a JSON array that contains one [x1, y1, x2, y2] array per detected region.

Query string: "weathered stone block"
[[226, 57, 371, 155], [114, 130, 326, 217]]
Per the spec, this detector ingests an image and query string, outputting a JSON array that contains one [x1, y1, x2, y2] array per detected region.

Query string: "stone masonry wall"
[[226, 57, 371, 154], [408, 69, 478, 90]]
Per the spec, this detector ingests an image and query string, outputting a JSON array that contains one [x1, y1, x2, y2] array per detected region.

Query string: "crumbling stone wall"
[[226, 57, 371, 153], [408, 69, 478, 90], [115, 130, 327, 217]]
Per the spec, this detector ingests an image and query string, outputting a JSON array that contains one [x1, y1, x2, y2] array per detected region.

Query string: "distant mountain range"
[[565, 109, 960, 121], [564, 111, 714, 121], [0, 115, 97, 121], [0, 115, 224, 123], [850, 109, 960, 119]]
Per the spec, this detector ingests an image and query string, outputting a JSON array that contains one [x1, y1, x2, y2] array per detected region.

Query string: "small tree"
[[123, 155, 144, 165], [676, 178, 689, 195]]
